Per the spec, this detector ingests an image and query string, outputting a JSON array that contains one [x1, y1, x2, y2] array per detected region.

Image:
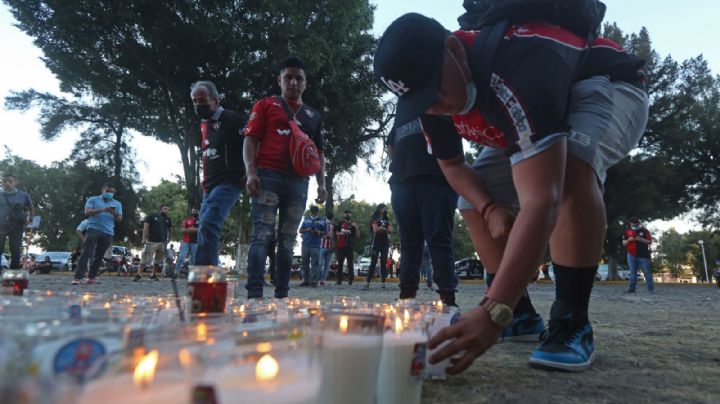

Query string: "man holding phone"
[[73, 182, 123, 284], [622, 218, 653, 293]]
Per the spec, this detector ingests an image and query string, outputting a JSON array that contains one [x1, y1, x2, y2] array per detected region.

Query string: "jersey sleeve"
[[244, 99, 267, 139], [621, 230, 629, 241], [114, 201, 123, 216], [419, 114, 463, 160], [85, 197, 96, 210]]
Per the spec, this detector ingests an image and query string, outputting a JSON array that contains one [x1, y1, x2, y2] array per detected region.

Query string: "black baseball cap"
[[310, 205, 319, 213], [374, 13, 449, 126]]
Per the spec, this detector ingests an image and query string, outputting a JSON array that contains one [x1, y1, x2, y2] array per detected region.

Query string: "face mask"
[[344, 215, 351, 221], [631, 225, 639, 231], [446, 49, 477, 115], [192, 213, 199, 218], [194, 104, 214, 120], [103, 192, 114, 200]]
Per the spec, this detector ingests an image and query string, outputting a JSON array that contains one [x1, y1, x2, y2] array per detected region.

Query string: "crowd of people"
[[2, 1, 656, 376]]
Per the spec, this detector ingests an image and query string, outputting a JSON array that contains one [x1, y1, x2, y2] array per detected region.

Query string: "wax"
[[320, 332, 383, 404], [376, 331, 427, 404]]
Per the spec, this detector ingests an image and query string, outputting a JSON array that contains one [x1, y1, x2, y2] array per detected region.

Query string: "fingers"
[[428, 322, 461, 350], [445, 349, 480, 375]]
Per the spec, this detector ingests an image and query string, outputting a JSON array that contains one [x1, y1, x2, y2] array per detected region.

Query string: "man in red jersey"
[[243, 56, 326, 299]]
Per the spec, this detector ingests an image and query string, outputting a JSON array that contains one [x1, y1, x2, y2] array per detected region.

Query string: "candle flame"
[[394, 316, 404, 334], [133, 350, 158, 387], [403, 309, 410, 323], [339, 315, 349, 334], [103, 302, 111, 309], [438, 300, 444, 311], [256, 342, 272, 353], [178, 348, 192, 368], [197, 322, 208, 341], [255, 354, 279, 382]]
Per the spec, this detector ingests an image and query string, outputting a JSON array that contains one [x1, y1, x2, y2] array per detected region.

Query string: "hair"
[[278, 56, 306, 74], [373, 203, 389, 220], [190, 80, 220, 101], [1, 172, 16, 179], [102, 182, 116, 190], [343, 209, 352, 214], [159, 203, 170, 209], [630, 217, 640, 224]]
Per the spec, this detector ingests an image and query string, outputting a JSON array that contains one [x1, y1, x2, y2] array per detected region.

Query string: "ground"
[[26, 274, 720, 403]]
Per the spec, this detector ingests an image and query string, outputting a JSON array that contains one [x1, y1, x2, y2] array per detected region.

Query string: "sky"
[[1, 0, 717, 234]]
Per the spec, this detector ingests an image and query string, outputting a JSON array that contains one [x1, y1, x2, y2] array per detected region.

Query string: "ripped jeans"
[[245, 168, 309, 298]]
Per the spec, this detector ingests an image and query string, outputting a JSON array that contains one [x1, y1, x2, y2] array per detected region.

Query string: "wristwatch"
[[479, 296, 513, 328]]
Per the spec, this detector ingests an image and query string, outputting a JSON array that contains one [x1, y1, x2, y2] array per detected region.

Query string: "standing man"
[[134, 204, 172, 282], [74, 182, 122, 284], [319, 211, 335, 285], [174, 207, 199, 278], [363, 204, 394, 290], [334, 210, 359, 285], [298, 205, 326, 288], [243, 56, 326, 299], [623, 218, 654, 293], [385, 119, 459, 305], [0, 172, 34, 271], [190, 80, 246, 266]]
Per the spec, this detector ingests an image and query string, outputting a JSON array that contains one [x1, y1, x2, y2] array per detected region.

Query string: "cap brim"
[[393, 71, 442, 126]]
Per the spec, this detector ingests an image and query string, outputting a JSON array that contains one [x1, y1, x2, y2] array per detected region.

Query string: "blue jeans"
[[319, 248, 334, 281], [75, 229, 113, 280], [245, 169, 308, 298], [391, 176, 458, 296], [627, 254, 654, 292], [0, 226, 24, 269], [301, 244, 321, 285], [174, 242, 198, 275], [195, 182, 242, 266]]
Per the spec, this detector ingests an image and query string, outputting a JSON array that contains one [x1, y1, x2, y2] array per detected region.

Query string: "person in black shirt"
[[334, 210, 359, 285], [385, 119, 458, 304], [134, 204, 172, 281], [362, 204, 394, 290], [190, 80, 246, 266]]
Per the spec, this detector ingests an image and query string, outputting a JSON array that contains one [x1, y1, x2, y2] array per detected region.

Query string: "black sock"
[[514, 289, 537, 316], [553, 263, 597, 313], [439, 291, 457, 307], [485, 272, 495, 289]]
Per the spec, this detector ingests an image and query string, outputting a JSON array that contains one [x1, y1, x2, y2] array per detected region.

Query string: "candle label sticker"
[[68, 304, 82, 321], [410, 343, 427, 380], [192, 384, 219, 404], [450, 312, 460, 325], [53, 338, 107, 383]]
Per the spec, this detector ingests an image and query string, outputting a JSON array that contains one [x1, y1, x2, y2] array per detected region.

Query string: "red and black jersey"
[[623, 227, 652, 258], [244, 96, 323, 174], [200, 108, 246, 192], [578, 37, 646, 88], [335, 220, 356, 249], [181, 217, 198, 243]]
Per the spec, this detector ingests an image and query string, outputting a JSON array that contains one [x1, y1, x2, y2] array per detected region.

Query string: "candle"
[[376, 317, 428, 404], [425, 306, 460, 379]]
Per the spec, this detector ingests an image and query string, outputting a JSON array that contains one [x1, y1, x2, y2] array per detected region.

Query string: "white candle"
[[376, 321, 427, 404], [320, 331, 383, 404], [425, 308, 460, 379], [78, 373, 189, 404]]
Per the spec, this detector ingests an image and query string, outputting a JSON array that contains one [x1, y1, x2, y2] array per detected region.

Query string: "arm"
[[76, 229, 85, 242], [315, 151, 327, 204], [142, 222, 150, 244], [25, 194, 35, 224], [636, 230, 652, 245], [244, 136, 261, 197]]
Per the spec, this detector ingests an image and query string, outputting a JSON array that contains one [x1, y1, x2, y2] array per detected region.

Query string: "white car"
[[1, 254, 9, 270], [356, 256, 371, 277]]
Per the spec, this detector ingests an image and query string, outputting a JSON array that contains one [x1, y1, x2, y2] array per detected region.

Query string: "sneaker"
[[381, 283, 386, 289], [498, 313, 546, 343], [625, 289, 636, 293], [71, 279, 81, 285], [362, 283, 370, 290], [319, 280, 325, 286], [528, 301, 595, 372], [85, 278, 100, 285], [336, 281, 342, 285], [150, 275, 160, 281], [298, 282, 310, 287], [133, 274, 141, 282]]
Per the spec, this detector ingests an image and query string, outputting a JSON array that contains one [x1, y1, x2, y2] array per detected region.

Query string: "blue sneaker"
[[498, 313, 545, 343], [528, 301, 595, 372]]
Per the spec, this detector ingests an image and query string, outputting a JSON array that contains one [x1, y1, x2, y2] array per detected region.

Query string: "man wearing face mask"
[[135, 204, 172, 282], [622, 218, 653, 293], [174, 207, 200, 278], [335, 210, 359, 285], [189, 80, 247, 266], [74, 182, 122, 285]]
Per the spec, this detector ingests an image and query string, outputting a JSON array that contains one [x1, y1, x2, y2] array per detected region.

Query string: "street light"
[[698, 240, 710, 283]]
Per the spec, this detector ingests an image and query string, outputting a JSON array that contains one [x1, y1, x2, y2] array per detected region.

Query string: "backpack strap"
[[277, 96, 301, 123]]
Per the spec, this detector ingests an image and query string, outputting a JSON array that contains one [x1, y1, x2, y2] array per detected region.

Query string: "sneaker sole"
[[528, 351, 596, 372], [498, 332, 543, 343]]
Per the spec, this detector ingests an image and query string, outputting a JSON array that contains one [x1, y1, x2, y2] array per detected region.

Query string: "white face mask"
[[446, 48, 476, 115]]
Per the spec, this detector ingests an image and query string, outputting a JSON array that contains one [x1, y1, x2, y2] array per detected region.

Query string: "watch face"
[[495, 308, 512, 326]]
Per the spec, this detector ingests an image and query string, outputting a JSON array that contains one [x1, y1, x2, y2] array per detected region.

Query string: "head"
[[159, 204, 170, 217], [101, 182, 116, 200], [309, 205, 320, 217], [343, 210, 352, 221], [190, 80, 221, 120], [630, 218, 641, 230], [374, 13, 475, 125], [326, 211, 334, 221], [277, 56, 307, 102], [44, 256, 51, 262], [191, 207, 199, 218], [1, 173, 17, 192]]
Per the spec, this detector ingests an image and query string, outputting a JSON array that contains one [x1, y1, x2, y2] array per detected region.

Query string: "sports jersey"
[[181, 217, 199, 243], [200, 107, 246, 192], [335, 220, 356, 249], [623, 227, 651, 258], [244, 96, 323, 174]]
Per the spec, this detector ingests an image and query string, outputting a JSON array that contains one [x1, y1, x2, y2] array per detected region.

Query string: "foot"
[[381, 282, 386, 289], [625, 289, 635, 293], [150, 274, 160, 281], [362, 283, 370, 290], [71, 279, 81, 285], [133, 274, 141, 282], [528, 301, 595, 372], [298, 282, 310, 287], [85, 278, 100, 285], [498, 313, 546, 343], [336, 281, 342, 285]]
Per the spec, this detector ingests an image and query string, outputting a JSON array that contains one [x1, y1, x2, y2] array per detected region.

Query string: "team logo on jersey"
[[249, 112, 257, 121], [276, 129, 291, 136], [204, 139, 210, 146], [381, 77, 410, 97], [213, 121, 221, 130], [304, 109, 314, 118]]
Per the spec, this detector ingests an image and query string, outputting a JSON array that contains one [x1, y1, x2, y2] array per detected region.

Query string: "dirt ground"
[[26, 275, 720, 403]]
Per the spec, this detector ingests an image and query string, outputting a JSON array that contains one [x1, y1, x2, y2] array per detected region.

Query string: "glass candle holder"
[[187, 266, 228, 314], [1, 269, 30, 296]]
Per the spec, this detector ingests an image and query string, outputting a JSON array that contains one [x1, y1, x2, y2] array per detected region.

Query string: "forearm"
[[438, 156, 493, 211], [315, 152, 326, 187], [243, 137, 259, 175]]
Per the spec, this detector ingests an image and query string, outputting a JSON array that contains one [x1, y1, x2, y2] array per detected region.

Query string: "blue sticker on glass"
[[450, 312, 461, 326], [68, 304, 82, 321], [53, 338, 107, 383]]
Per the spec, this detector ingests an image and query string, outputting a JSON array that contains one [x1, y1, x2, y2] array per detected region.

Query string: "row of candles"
[[0, 266, 460, 404]]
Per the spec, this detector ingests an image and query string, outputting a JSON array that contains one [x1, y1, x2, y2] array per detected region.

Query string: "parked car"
[[1, 254, 9, 270], [35, 251, 72, 272], [291, 255, 303, 278], [356, 256, 371, 277], [597, 264, 630, 281], [454, 258, 484, 280]]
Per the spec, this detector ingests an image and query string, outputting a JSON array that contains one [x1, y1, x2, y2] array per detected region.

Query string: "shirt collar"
[[211, 106, 224, 121]]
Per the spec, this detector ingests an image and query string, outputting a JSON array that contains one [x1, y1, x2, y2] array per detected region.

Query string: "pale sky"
[[1, 0, 716, 233]]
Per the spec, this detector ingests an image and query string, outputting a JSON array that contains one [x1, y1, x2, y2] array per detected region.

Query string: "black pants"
[[391, 176, 458, 295], [75, 229, 113, 280], [367, 243, 389, 283], [335, 247, 354, 283], [0, 226, 24, 269]]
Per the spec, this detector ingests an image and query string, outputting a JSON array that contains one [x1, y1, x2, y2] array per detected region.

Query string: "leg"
[[188, 243, 197, 266], [335, 248, 347, 284], [346, 248, 355, 284], [310, 247, 321, 286], [639, 258, 654, 292], [195, 183, 242, 266], [420, 178, 458, 301], [175, 242, 189, 276], [627, 254, 639, 292], [274, 175, 309, 298], [300, 244, 311, 285], [88, 233, 113, 279], [366, 248, 379, 284], [391, 181, 424, 298], [76, 230, 100, 280], [7, 227, 24, 269], [379, 245, 389, 282]]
